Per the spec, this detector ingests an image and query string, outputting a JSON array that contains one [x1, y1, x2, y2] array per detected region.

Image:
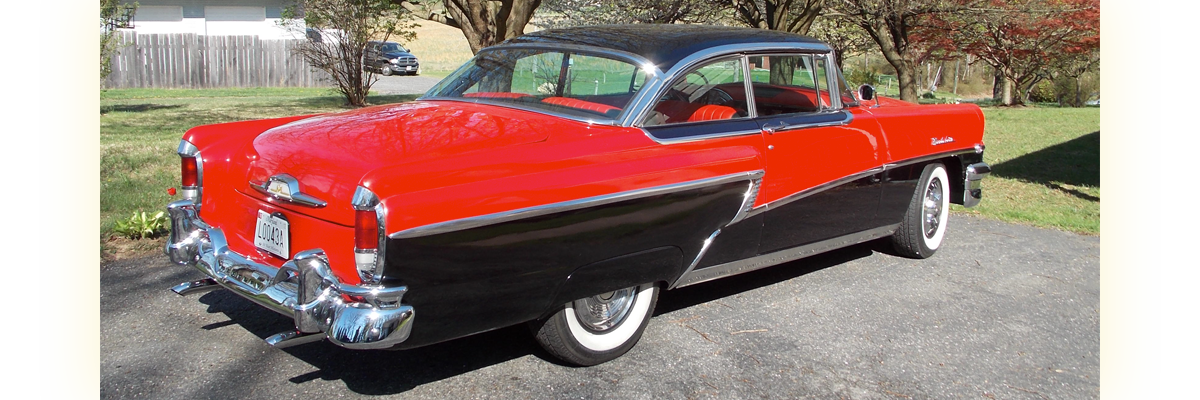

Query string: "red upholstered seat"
[[654, 100, 737, 124], [687, 105, 737, 122], [541, 97, 622, 115], [463, 92, 532, 99]]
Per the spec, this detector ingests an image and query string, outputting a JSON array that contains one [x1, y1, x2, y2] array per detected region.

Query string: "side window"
[[566, 54, 644, 96], [643, 57, 747, 127], [509, 52, 565, 95], [749, 54, 834, 116]]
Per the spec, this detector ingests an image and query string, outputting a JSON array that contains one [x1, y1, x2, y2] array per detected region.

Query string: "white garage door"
[[134, 6, 183, 22], [205, 6, 266, 22]]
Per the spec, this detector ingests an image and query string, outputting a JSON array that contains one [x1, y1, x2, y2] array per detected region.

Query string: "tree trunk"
[[992, 67, 1002, 100], [400, 0, 541, 54], [1002, 79, 1012, 106]]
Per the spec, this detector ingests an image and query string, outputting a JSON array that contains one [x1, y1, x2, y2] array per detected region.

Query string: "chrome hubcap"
[[922, 178, 944, 239], [573, 286, 638, 333]]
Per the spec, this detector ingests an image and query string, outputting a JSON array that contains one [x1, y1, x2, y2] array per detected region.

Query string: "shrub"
[[113, 211, 169, 239], [845, 68, 879, 87]]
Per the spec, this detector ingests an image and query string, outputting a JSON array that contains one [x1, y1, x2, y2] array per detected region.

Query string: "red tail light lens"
[[355, 209, 379, 250], [181, 156, 199, 187]]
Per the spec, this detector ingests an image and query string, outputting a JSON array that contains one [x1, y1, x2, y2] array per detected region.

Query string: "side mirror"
[[858, 84, 875, 101]]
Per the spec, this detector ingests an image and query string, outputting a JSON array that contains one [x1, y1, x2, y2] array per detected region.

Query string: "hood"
[[238, 101, 550, 224], [384, 51, 415, 59]]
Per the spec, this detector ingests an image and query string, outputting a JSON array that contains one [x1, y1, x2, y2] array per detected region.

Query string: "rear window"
[[424, 48, 649, 121]]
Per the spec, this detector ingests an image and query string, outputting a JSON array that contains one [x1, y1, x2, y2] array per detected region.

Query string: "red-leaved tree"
[[932, 0, 1099, 105]]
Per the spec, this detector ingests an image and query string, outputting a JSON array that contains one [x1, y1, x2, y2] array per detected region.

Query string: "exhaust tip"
[[171, 278, 220, 296], [265, 330, 325, 348]]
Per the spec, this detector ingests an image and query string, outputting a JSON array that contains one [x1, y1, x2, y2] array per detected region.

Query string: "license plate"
[[405, 66, 412, 71], [254, 210, 289, 258]]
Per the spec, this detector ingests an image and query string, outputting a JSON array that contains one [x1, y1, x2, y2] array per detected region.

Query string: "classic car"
[[363, 40, 420, 76], [165, 24, 991, 366]]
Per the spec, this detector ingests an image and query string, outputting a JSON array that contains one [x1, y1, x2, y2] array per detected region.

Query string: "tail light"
[[177, 140, 202, 204], [352, 186, 385, 284]]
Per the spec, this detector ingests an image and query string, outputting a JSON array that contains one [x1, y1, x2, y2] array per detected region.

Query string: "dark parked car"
[[363, 40, 419, 76], [166, 24, 990, 366]]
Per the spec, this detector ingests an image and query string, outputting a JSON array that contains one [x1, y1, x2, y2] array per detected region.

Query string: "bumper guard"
[[963, 162, 991, 208], [164, 200, 414, 349]]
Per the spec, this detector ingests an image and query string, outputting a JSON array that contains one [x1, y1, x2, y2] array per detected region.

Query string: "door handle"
[[762, 121, 789, 135]]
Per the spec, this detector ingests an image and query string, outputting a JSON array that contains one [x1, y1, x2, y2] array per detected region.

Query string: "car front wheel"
[[530, 283, 658, 366], [892, 163, 950, 258], [381, 66, 394, 76]]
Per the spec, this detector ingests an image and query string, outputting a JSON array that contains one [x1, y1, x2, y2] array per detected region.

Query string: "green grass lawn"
[[99, 88, 1099, 257], [953, 107, 1100, 234], [99, 87, 419, 257]]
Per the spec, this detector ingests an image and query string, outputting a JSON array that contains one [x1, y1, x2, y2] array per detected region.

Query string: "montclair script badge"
[[931, 136, 955, 146]]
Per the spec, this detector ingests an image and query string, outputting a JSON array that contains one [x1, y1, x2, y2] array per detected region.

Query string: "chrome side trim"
[[641, 128, 763, 145], [249, 174, 328, 208], [744, 166, 884, 220], [673, 224, 899, 288], [729, 178, 763, 226], [762, 111, 853, 135], [672, 229, 723, 289], [888, 149, 978, 170], [389, 170, 766, 239]]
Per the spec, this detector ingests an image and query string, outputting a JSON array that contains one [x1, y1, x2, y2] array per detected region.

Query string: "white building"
[[122, 0, 302, 40]]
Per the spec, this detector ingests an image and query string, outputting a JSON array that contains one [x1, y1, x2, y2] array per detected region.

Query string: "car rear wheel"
[[892, 163, 950, 258], [530, 283, 658, 366]]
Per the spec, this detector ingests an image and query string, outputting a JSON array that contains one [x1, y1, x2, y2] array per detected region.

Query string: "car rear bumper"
[[164, 199, 414, 350]]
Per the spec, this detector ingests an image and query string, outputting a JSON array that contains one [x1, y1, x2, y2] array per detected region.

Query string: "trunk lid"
[[236, 101, 551, 225]]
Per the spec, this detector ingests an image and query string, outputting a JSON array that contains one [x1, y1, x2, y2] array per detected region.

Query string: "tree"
[[395, 0, 542, 54], [826, 0, 970, 103], [809, 13, 874, 72], [282, 0, 416, 107], [101, 0, 137, 82], [729, 0, 825, 35], [537, 0, 726, 28], [933, 0, 1099, 105]]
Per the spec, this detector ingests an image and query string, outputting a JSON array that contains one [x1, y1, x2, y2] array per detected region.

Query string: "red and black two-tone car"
[[165, 24, 991, 366]]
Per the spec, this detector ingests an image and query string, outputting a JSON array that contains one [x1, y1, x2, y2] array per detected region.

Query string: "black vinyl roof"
[[502, 24, 829, 72]]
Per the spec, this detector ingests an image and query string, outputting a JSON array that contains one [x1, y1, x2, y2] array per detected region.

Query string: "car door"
[[749, 53, 887, 254], [640, 56, 767, 268]]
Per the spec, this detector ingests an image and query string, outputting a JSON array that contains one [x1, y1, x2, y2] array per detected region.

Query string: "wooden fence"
[[104, 31, 331, 88]]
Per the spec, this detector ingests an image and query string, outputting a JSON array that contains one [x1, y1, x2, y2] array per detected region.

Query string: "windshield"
[[381, 43, 406, 53], [423, 48, 649, 121]]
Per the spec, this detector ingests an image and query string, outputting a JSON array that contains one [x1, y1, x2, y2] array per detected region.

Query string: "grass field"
[[954, 107, 1100, 234], [99, 87, 1098, 257]]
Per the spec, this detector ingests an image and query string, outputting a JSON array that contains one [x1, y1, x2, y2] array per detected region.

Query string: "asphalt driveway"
[[101, 215, 1098, 399]]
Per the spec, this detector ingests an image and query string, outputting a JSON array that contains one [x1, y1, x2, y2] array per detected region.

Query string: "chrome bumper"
[[164, 200, 414, 350], [963, 162, 991, 208]]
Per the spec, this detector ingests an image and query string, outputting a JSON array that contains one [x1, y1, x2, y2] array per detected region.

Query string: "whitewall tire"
[[892, 163, 950, 258], [531, 283, 659, 366]]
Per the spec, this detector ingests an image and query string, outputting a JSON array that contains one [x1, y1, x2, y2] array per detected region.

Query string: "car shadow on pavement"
[[189, 241, 878, 395], [195, 289, 541, 395]]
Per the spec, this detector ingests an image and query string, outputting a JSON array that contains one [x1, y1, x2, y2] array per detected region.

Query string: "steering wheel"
[[700, 87, 734, 105]]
